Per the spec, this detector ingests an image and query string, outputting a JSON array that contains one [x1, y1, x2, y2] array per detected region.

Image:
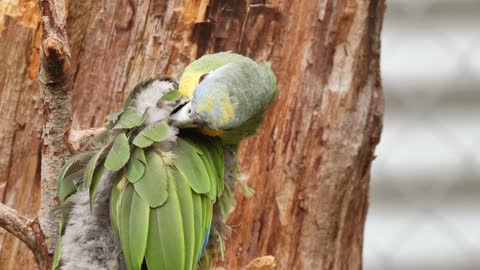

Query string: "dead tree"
[[0, 0, 384, 269]]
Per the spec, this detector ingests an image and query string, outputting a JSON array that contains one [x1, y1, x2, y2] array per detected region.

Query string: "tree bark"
[[0, 1, 42, 268], [37, 0, 73, 253], [0, 0, 384, 269]]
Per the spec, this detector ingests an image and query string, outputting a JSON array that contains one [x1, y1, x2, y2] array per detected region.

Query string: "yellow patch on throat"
[[178, 72, 205, 98], [199, 127, 225, 137]]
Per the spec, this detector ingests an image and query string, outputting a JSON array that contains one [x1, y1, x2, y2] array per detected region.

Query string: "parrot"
[[53, 52, 278, 270]]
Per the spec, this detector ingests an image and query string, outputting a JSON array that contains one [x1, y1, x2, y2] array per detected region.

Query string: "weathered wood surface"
[[0, 1, 42, 268], [0, 0, 384, 269]]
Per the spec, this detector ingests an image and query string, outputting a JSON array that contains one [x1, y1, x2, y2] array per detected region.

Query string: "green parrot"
[[53, 52, 278, 270]]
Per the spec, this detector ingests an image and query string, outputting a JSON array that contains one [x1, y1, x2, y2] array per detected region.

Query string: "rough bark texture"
[[0, 0, 384, 269], [37, 0, 73, 252], [0, 1, 42, 268]]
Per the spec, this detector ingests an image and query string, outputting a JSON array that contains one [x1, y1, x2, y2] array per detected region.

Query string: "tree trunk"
[[0, 1, 42, 269], [0, 0, 384, 269]]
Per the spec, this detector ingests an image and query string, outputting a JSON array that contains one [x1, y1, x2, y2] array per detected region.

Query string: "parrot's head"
[[171, 52, 278, 142]]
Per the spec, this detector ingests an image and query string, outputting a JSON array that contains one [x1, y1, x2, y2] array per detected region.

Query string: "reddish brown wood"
[[0, 1, 42, 268]]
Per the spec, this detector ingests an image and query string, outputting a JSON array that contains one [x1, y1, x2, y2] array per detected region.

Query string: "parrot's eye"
[[199, 73, 209, 83]]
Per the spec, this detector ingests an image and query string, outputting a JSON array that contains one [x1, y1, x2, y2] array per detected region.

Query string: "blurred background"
[[364, 0, 480, 269]]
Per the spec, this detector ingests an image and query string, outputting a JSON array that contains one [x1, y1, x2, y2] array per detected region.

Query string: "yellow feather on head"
[[178, 72, 204, 98]]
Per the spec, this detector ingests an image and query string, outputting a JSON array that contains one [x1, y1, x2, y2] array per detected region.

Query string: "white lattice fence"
[[365, 1, 480, 269]]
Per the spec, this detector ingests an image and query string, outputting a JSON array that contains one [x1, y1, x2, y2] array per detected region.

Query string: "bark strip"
[[37, 0, 72, 252]]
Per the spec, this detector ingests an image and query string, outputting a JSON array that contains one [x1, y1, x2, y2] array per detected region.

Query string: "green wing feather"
[[173, 138, 211, 194], [56, 156, 78, 195], [58, 171, 81, 202], [207, 139, 225, 197], [126, 159, 144, 183], [133, 121, 171, 148], [191, 192, 204, 266], [145, 174, 185, 270], [56, 152, 95, 202], [174, 171, 196, 270], [129, 190, 150, 269], [52, 215, 69, 270], [88, 164, 106, 208], [105, 133, 130, 171], [198, 145, 217, 201], [133, 150, 168, 207], [110, 175, 128, 233], [119, 183, 135, 270], [113, 107, 145, 130]]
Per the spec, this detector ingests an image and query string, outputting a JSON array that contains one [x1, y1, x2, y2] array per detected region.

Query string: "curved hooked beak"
[[169, 102, 200, 128]]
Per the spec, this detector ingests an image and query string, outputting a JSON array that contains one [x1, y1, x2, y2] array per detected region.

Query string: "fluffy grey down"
[[60, 172, 123, 270], [135, 80, 179, 125]]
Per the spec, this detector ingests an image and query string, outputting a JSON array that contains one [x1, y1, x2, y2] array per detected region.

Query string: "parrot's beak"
[[170, 101, 199, 128]]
